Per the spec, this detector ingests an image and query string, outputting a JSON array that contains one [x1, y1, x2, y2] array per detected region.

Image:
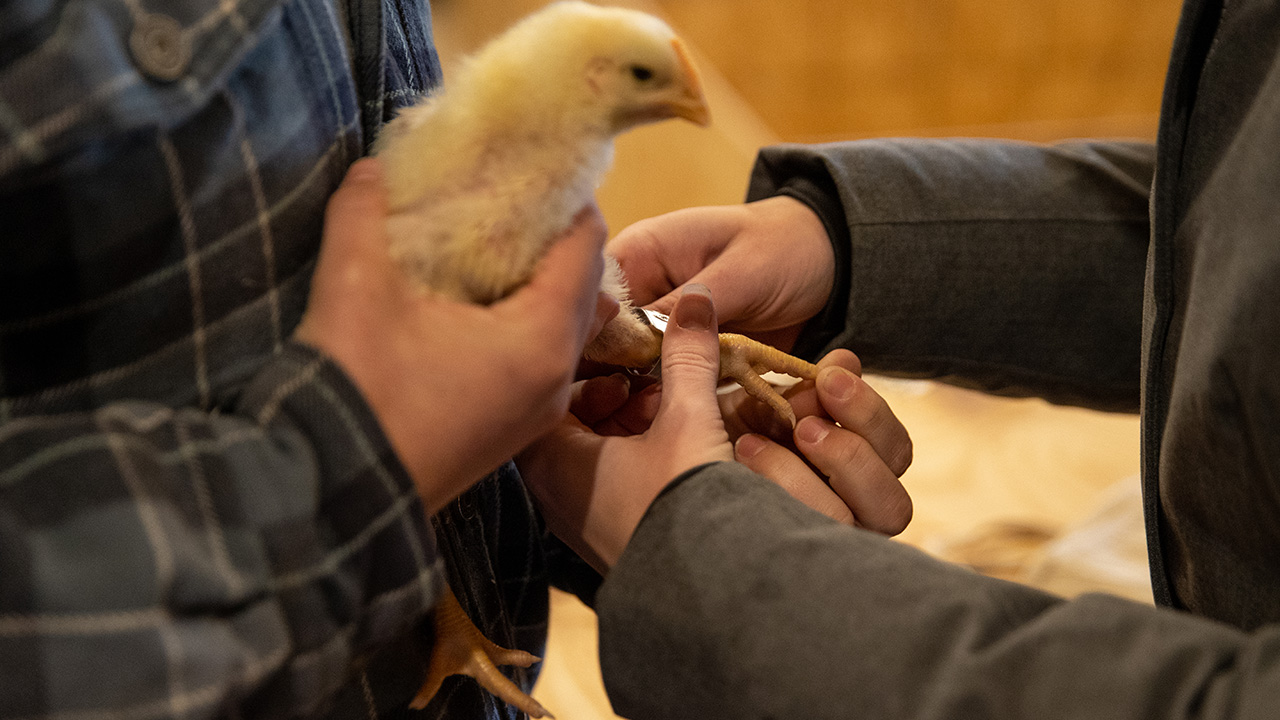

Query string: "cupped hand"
[[732, 349, 914, 535], [609, 196, 834, 351], [517, 285, 734, 572], [296, 158, 608, 514], [568, 348, 914, 536]]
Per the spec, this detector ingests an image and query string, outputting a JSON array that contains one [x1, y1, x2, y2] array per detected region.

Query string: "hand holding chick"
[[296, 160, 608, 515]]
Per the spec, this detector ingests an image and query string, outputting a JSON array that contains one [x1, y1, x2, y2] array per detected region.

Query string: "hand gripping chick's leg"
[[411, 585, 551, 717], [585, 302, 819, 427]]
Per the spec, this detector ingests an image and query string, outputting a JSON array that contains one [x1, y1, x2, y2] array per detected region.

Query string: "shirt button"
[[129, 12, 192, 82]]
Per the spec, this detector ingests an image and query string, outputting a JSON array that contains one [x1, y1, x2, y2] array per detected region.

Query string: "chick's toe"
[[413, 586, 550, 718], [718, 334, 819, 429]]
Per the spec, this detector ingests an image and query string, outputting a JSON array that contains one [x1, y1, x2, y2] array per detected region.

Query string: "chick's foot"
[[718, 333, 819, 428], [412, 585, 551, 717]]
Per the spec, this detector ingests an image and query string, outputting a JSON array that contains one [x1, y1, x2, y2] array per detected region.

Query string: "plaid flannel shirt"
[[0, 1, 589, 717]]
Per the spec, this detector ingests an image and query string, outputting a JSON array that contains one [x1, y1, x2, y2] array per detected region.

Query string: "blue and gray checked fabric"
[[0, 0, 594, 717]]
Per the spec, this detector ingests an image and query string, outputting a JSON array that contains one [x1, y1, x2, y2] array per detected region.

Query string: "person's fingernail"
[[596, 292, 621, 324], [346, 158, 382, 183], [674, 283, 713, 331], [594, 373, 629, 396], [819, 366, 857, 401], [796, 416, 830, 445], [735, 433, 767, 460]]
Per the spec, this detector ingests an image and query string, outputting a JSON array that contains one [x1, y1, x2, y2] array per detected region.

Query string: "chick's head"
[[578, 14, 710, 131], [473, 1, 710, 136]]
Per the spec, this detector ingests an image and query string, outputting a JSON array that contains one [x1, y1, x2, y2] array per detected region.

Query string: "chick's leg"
[[412, 585, 551, 717], [718, 333, 819, 428]]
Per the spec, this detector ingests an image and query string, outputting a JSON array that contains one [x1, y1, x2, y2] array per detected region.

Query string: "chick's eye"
[[629, 65, 654, 82]]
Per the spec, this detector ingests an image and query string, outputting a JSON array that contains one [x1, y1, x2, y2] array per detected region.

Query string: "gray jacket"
[[595, 0, 1280, 717]]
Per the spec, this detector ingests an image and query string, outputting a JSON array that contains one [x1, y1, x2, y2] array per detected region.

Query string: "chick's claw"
[[718, 333, 819, 428], [413, 586, 551, 718]]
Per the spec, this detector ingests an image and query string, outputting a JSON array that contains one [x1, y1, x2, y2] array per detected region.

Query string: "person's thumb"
[[651, 285, 733, 464], [644, 261, 742, 322], [312, 157, 401, 297], [324, 159, 388, 252], [660, 283, 720, 394]]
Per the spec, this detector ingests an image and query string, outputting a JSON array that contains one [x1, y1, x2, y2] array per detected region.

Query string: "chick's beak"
[[667, 37, 711, 126]]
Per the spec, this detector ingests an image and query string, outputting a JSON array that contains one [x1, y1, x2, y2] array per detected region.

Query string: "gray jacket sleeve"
[[748, 139, 1153, 412], [597, 463, 1280, 720]]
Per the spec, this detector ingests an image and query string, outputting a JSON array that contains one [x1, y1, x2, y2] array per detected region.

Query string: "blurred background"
[[429, 1, 1183, 717]]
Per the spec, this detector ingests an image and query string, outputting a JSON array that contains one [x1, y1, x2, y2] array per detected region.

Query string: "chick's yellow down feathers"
[[377, 1, 705, 300], [373, 2, 815, 716]]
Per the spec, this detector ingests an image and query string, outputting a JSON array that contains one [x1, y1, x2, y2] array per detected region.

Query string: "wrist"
[[292, 330, 463, 514], [742, 195, 835, 345], [767, 188, 848, 361]]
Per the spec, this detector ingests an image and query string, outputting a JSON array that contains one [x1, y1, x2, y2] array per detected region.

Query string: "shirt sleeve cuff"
[[237, 340, 442, 644], [746, 146, 853, 362]]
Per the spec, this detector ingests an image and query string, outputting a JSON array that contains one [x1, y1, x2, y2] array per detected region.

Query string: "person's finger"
[[758, 349, 863, 428], [515, 417, 609, 571], [587, 291, 621, 344], [817, 347, 863, 376], [607, 219, 673, 306], [662, 262, 749, 319], [716, 350, 860, 441], [650, 284, 733, 461], [318, 158, 395, 279], [570, 374, 631, 426], [297, 159, 398, 346], [734, 433, 855, 525], [794, 416, 913, 535], [595, 381, 661, 436], [632, 257, 755, 324], [611, 207, 736, 308], [815, 361, 913, 477], [657, 283, 722, 404]]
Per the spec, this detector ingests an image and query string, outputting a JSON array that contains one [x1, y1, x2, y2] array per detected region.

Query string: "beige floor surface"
[[426, 2, 1172, 717]]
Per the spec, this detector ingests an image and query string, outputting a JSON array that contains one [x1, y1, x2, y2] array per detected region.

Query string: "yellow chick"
[[378, 0, 815, 414], [374, 2, 817, 716], [378, 1, 712, 369]]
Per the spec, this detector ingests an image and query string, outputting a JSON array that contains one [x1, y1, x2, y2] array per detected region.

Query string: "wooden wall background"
[[659, 0, 1179, 141], [434, 0, 1181, 141], [425, 2, 1183, 717]]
